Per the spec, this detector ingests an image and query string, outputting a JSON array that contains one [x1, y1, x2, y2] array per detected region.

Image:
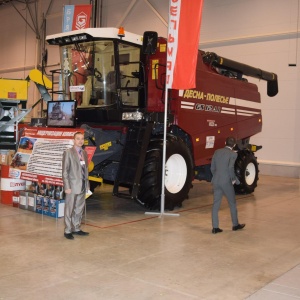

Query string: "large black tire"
[[137, 135, 193, 210], [234, 150, 259, 194]]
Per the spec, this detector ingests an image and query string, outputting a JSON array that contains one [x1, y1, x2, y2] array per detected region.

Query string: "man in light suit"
[[62, 131, 90, 240], [211, 136, 245, 234]]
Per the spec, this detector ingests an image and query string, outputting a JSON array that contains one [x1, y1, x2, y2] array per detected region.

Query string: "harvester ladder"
[[113, 122, 154, 200]]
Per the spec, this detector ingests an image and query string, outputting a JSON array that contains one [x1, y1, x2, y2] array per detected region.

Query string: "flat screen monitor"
[[46, 100, 77, 128]]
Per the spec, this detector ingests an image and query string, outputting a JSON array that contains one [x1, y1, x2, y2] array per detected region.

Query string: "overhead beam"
[[116, 0, 137, 28], [144, 0, 167, 27]]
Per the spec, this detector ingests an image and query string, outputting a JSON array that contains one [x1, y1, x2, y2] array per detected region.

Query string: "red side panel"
[[173, 53, 262, 166], [146, 48, 262, 167]]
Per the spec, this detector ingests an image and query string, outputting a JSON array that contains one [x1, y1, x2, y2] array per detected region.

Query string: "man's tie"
[[78, 149, 86, 180]]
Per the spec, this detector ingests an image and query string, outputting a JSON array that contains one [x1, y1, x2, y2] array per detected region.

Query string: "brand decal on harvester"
[[180, 100, 260, 116], [182, 90, 229, 104], [179, 89, 261, 117], [180, 101, 221, 113], [196, 104, 221, 113]]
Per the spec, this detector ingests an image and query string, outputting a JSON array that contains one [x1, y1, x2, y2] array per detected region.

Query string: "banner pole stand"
[[145, 212, 180, 217]]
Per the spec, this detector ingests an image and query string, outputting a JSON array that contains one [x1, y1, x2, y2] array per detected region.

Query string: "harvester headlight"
[[122, 111, 143, 121]]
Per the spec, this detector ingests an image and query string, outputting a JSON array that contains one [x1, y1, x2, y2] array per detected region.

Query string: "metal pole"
[[145, 0, 179, 217], [145, 88, 179, 217], [90, 0, 98, 28]]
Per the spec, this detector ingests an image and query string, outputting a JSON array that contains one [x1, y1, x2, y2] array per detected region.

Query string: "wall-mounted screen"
[[46, 100, 77, 128]]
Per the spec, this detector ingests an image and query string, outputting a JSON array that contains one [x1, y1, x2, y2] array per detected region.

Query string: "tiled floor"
[[0, 175, 300, 299], [247, 264, 300, 299]]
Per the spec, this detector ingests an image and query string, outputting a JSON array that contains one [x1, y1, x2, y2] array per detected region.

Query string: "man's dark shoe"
[[64, 233, 74, 240], [232, 224, 246, 231], [212, 228, 223, 234], [72, 230, 89, 236]]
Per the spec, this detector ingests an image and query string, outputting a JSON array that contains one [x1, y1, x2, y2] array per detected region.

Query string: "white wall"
[[0, 0, 299, 176]]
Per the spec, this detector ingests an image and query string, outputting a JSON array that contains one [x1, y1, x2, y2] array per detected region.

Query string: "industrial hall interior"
[[0, 0, 300, 299]]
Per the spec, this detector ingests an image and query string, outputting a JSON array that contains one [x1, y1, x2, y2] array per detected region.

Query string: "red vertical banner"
[[72, 5, 92, 30], [167, 0, 204, 90]]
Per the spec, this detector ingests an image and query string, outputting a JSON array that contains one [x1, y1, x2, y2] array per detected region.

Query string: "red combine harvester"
[[46, 28, 278, 210]]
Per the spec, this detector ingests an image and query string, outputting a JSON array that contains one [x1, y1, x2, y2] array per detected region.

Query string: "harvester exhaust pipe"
[[203, 52, 278, 97]]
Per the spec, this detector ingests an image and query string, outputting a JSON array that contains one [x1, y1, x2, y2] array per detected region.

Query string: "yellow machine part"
[[28, 69, 52, 89], [0, 69, 52, 101], [88, 176, 103, 183], [88, 161, 94, 172], [88, 161, 103, 183], [0, 78, 29, 100]]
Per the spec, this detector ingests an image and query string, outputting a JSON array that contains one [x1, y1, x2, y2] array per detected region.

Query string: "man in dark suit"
[[62, 131, 90, 240], [211, 136, 245, 234]]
